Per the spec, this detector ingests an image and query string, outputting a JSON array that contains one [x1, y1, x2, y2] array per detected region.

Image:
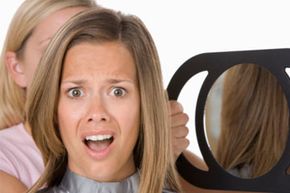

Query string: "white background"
[[1, 0, 290, 158]]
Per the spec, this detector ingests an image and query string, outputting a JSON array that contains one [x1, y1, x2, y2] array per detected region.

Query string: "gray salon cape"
[[37, 169, 177, 193]]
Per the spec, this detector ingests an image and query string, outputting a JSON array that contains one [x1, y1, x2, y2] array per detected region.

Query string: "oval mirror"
[[204, 63, 289, 178]]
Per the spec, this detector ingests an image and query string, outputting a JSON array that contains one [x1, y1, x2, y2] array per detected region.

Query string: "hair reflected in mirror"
[[205, 63, 289, 178]]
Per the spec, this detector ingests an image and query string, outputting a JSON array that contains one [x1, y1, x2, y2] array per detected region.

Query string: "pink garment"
[[0, 123, 44, 188]]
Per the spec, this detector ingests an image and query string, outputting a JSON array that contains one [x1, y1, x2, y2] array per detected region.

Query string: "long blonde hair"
[[0, 0, 97, 130], [26, 8, 180, 193], [216, 63, 289, 177]]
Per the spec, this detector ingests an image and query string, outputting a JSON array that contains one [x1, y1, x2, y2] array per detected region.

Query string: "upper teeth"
[[85, 135, 112, 141]]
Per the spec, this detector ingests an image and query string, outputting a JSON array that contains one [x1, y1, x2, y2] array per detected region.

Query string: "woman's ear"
[[5, 51, 28, 88]]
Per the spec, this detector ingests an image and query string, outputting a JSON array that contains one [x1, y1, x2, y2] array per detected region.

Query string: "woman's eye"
[[111, 87, 126, 97], [68, 88, 83, 97]]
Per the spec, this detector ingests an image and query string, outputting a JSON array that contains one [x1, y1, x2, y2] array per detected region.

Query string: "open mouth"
[[83, 134, 114, 153]]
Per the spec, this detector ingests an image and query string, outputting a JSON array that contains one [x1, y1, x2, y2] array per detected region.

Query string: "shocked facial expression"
[[58, 42, 140, 182]]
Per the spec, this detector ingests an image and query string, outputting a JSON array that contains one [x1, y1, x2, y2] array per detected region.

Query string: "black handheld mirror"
[[167, 48, 290, 192]]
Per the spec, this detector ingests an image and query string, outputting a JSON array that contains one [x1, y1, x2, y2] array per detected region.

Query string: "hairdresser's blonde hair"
[[27, 8, 180, 193], [0, 0, 97, 130], [216, 63, 289, 177]]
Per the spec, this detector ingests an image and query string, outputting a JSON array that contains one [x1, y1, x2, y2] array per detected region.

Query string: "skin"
[[6, 7, 87, 90], [170, 102, 190, 159], [1, 3, 251, 193], [58, 42, 140, 182], [1, 7, 88, 193], [0, 172, 27, 193], [2, 4, 189, 192]]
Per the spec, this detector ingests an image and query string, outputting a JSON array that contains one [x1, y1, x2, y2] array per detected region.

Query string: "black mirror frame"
[[167, 48, 290, 192]]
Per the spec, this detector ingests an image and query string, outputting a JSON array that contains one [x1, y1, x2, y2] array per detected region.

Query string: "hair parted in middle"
[[26, 7, 180, 193]]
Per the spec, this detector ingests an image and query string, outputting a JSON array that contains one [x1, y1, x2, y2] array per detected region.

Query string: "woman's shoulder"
[[0, 123, 28, 160], [0, 123, 25, 138], [0, 123, 44, 188], [0, 123, 38, 157]]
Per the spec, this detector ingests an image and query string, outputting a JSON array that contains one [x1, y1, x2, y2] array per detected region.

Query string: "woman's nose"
[[86, 96, 110, 123]]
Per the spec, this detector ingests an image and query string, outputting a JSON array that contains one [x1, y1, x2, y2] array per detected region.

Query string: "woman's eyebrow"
[[61, 78, 135, 85], [61, 79, 87, 85], [106, 78, 135, 84]]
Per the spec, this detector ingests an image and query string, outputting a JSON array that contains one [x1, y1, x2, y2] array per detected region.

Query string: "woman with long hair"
[[26, 8, 181, 193]]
